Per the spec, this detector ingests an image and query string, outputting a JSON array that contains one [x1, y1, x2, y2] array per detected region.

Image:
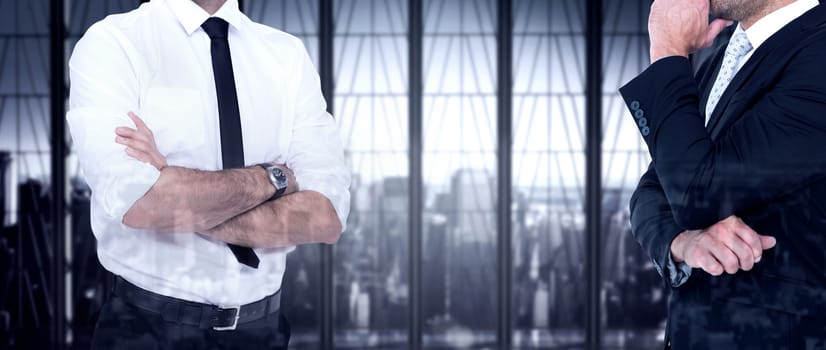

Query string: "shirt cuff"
[[297, 175, 351, 232], [101, 162, 161, 221], [666, 250, 693, 287]]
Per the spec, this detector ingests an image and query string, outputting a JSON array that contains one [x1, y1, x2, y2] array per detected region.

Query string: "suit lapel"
[[705, 51, 764, 138], [707, 3, 826, 139]]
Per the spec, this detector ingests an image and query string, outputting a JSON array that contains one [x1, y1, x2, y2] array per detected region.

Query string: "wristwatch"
[[257, 163, 288, 201]]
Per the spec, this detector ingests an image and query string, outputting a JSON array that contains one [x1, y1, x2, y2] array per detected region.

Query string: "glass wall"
[[0, 0, 50, 178], [333, 0, 410, 348], [422, 0, 497, 347], [511, 0, 587, 348], [0, 1, 52, 349], [601, 1, 667, 349], [1, 1, 678, 349]]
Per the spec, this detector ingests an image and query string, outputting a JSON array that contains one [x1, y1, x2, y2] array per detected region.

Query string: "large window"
[[1, 1, 52, 349], [1, 1, 675, 349], [601, 1, 667, 349], [511, 0, 587, 348], [422, 0, 498, 348], [333, 0, 410, 348], [0, 0, 50, 179]]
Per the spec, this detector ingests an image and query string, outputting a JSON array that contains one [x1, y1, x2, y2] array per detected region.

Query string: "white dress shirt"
[[733, 0, 820, 72], [667, 0, 819, 288], [67, 0, 350, 305]]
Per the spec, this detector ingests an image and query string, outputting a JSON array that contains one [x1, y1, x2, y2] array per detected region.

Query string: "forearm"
[[630, 164, 691, 285], [123, 165, 274, 232], [202, 190, 342, 248], [631, 190, 687, 274]]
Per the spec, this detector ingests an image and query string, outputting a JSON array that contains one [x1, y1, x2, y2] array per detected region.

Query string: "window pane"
[[1, 1, 52, 348], [511, 0, 587, 348], [1, 0, 50, 178], [334, 0, 410, 348], [601, 1, 667, 349], [422, 0, 497, 347]]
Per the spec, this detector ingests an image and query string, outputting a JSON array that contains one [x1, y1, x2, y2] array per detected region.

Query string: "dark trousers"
[[91, 291, 291, 350]]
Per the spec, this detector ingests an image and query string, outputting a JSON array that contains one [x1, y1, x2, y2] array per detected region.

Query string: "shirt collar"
[[166, 0, 243, 36], [737, 0, 819, 50]]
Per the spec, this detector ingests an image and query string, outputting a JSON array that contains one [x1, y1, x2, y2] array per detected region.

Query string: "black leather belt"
[[112, 275, 281, 331]]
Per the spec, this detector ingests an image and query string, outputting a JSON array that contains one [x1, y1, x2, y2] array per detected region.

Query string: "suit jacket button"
[[630, 101, 641, 111], [638, 117, 648, 127], [634, 109, 644, 119], [641, 126, 650, 136]]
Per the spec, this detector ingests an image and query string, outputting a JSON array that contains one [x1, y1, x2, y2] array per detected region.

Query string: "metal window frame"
[[408, 0, 423, 348], [318, 0, 335, 349], [496, 0, 513, 348], [50, 0, 67, 348], [585, 0, 603, 349]]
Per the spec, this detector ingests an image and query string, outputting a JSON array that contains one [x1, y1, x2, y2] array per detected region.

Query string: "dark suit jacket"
[[620, 4, 826, 349]]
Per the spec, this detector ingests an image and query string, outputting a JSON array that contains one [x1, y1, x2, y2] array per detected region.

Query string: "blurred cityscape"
[[0, 156, 666, 349], [282, 167, 668, 348]]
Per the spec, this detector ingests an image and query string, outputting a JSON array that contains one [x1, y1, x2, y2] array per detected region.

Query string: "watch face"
[[271, 167, 288, 189]]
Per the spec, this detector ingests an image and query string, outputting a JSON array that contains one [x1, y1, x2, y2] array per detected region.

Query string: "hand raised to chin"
[[648, 0, 734, 63]]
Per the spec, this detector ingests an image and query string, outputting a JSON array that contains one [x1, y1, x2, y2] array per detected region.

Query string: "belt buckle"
[[213, 305, 241, 331]]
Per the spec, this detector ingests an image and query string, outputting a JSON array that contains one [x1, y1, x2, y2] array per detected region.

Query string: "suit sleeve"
[[630, 163, 692, 287], [626, 52, 721, 287], [619, 52, 826, 230]]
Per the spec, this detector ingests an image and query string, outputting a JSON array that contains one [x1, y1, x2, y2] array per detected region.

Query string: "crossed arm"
[[67, 23, 348, 250], [117, 112, 342, 248], [623, 53, 825, 282], [631, 164, 774, 285]]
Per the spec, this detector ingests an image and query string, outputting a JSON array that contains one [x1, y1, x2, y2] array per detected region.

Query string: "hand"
[[670, 215, 776, 276], [115, 112, 168, 170], [648, 0, 733, 63]]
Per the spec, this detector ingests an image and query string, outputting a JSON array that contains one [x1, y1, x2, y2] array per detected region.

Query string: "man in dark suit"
[[621, 0, 826, 348]]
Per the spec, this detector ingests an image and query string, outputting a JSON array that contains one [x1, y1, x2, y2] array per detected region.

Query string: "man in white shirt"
[[67, 0, 350, 348], [622, 0, 826, 348]]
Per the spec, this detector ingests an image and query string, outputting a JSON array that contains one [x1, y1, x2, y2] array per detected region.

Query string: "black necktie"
[[202, 17, 260, 269]]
